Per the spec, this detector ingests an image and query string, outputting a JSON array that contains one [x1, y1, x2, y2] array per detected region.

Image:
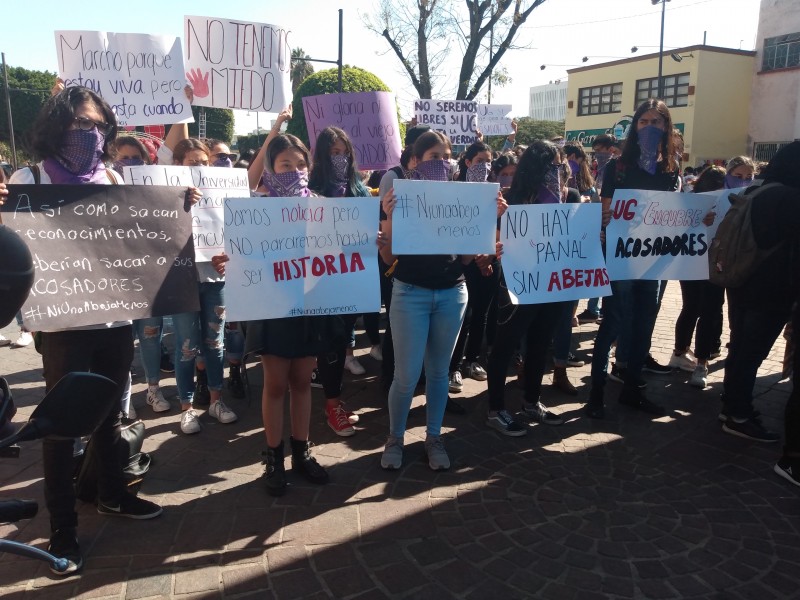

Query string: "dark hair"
[[265, 134, 311, 173], [592, 134, 616, 150], [309, 126, 369, 197], [620, 99, 677, 173], [29, 86, 118, 162], [760, 141, 800, 188], [691, 165, 725, 193], [114, 136, 150, 164], [172, 138, 210, 165], [507, 140, 564, 204], [563, 142, 595, 192], [491, 152, 519, 177], [233, 159, 250, 169], [412, 130, 449, 161], [456, 141, 492, 181]]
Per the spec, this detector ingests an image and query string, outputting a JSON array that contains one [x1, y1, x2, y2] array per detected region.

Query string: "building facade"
[[529, 81, 567, 122], [748, 0, 800, 162], [563, 45, 754, 167]]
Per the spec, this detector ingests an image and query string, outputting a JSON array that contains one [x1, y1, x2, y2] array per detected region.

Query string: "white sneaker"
[[126, 403, 137, 420], [344, 355, 366, 375], [689, 364, 708, 389], [369, 344, 383, 361], [180, 409, 201, 434], [669, 352, 697, 373], [448, 371, 463, 392], [465, 361, 487, 381], [146, 386, 171, 413], [209, 400, 238, 424], [0, 334, 10, 347], [13, 331, 34, 347]]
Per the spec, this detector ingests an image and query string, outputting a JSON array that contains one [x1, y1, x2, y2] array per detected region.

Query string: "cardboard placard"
[[413, 99, 478, 145]]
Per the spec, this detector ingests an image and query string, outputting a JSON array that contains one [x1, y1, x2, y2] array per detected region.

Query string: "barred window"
[[762, 32, 800, 71], [577, 83, 622, 116], [635, 73, 690, 108]]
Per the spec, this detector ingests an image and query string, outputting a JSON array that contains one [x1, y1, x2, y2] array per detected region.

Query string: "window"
[[762, 32, 800, 71], [577, 83, 622, 116], [635, 73, 690, 108]]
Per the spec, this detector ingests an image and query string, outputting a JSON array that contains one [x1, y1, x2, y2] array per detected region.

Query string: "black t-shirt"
[[600, 158, 681, 198]]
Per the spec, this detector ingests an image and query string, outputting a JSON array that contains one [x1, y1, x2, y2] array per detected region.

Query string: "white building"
[[748, 0, 800, 161], [529, 81, 567, 121]]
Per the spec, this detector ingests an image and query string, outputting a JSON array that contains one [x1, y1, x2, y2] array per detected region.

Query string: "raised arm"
[[247, 105, 292, 191]]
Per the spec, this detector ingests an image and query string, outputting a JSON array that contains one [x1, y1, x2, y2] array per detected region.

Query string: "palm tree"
[[291, 48, 314, 93]]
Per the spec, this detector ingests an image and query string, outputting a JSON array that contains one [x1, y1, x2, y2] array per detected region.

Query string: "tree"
[[0, 65, 57, 147], [483, 117, 564, 151], [187, 106, 235, 143], [366, 0, 547, 101], [291, 48, 315, 94], [287, 65, 404, 148]]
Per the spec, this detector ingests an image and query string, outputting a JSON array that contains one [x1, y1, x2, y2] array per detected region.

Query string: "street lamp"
[[653, 0, 672, 99]]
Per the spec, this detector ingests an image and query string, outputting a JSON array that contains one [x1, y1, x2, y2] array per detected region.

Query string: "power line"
[[523, 0, 712, 30]]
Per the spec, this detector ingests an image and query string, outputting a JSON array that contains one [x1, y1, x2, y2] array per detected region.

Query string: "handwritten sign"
[[477, 104, 513, 136], [55, 30, 192, 127], [224, 196, 380, 320], [1, 185, 198, 330], [303, 91, 402, 171], [125, 165, 249, 261], [390, 180, 498, 255], [605, 189, 717, 281], [501, 204, 610, 304], [183, 15, 291, 111], [413, 99, 477, 145]]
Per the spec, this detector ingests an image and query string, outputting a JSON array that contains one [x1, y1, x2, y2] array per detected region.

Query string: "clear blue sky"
[[4, 0, 759, 134]]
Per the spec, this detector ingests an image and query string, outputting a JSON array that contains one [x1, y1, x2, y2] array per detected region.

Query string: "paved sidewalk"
[[0, 282, 798, 599]]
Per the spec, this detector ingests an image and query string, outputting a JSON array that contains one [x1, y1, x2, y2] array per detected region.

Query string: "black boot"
[[227, 364, 245, 399], [262, 442, 287, 497], [584, 385, 605, 419], [194, 368, 210, 407], [290, 437, 329, 484], [618, 385, 665, 416]]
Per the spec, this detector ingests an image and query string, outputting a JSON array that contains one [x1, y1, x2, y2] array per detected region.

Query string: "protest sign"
[[2, 184, 198, 330], [55, 30, 192, 127], [224, 196, 380, 320], [413, 100, 477, 145], [390, 180, 498, 255], [501, 204, 610, 304], [477, 104, 513, 136], [303, 91, 402, 171], [605, 189, 717, 281], [697, 186, 747, 240], [125, 165, 250, 261], [183, 15, 291, 111]]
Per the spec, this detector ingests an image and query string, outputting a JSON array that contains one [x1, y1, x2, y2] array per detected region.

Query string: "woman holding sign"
[[485, 140, 570, 436]]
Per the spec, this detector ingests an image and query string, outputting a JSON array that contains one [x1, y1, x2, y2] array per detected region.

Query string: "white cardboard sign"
[[477, 104, 513, 136]]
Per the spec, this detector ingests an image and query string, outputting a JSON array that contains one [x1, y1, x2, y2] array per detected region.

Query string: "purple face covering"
[[725, 174, 753, 189], [113, 156, 144, 175], [213, 157, 233, 168], [262, 169, 311, 197], [568, 159, 580, 178], [637, 125, 663, 175], [412, 159, 451, 182], [536, 164, 563, 204], [594, 151, 611, 173], [49, 128, 105, 182], [498, 174, 514, 189], [466, 161, 491, 183], [331, 154, 349, 181]]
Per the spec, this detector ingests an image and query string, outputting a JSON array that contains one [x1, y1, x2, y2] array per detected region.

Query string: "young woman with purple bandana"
[[308, 126, 374, 437]]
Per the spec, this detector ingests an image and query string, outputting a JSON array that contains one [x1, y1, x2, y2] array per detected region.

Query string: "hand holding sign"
[[186, 68, 209, 98]]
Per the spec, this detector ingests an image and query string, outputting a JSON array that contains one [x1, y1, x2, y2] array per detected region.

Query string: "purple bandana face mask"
[[113, 156, 144, 175], [331, 154, 350, 182], [57, 128, 105, 176], [537, 164, 563, 204], [594, 151, 611, 173], [213, 157, 233, 168], [262, 169, 310, 197], [466, 161, 491, 183], [637, 125, 663, 175], [498, 174, 514, 189], [413, 159, 451, 182], [725, 174, 753, 189]]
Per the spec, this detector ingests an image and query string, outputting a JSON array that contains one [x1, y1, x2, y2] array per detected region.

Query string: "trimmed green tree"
[[188, 106, 235, 144]]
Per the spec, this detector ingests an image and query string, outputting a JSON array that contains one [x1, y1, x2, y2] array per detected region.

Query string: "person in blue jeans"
[[378, 130, 505, 470], [585, 98, 681, 418]]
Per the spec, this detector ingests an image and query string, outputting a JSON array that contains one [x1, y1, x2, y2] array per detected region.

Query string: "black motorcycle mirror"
[[0, 372, 117, 448]]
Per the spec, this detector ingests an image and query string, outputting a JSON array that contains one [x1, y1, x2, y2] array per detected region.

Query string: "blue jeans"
[[387, 280, 467, 438], [587, 297, 600, 316], [133, 317, 163, 384], [591, 279, 661, 388], [225, 323, 244, 363], [173, 282, 226, 403], [553, 300, 578, 366]]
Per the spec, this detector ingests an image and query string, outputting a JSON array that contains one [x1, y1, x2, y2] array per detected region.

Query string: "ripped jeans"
[[133, 317, 164, 384], [172, 282, 226, 404]]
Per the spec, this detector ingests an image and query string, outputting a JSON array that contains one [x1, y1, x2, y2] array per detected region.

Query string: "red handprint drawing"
[[186, 68, 210, 99]]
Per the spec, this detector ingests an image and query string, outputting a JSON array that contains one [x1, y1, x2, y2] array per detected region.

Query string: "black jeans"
[[40, 326, 132, 532], [722, 298, 789, 420], [450, 261, 500, 372], [487, 281, 564, 412], [675, 280, 725, 360], [787, 304, 800, 456], [317, 314, 359, 399]]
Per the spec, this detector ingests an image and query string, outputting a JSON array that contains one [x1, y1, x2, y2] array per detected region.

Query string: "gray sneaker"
[[380, 435, 404, 470], [425, 434, 450, 471], [521, 401, 565, 425]]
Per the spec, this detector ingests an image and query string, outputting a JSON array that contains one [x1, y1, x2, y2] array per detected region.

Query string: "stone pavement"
[[0, 281, 798, 600]]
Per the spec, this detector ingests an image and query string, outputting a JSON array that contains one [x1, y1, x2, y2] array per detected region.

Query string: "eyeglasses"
[[214, 152, 237, 161], [73, 116, 112, 136]]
